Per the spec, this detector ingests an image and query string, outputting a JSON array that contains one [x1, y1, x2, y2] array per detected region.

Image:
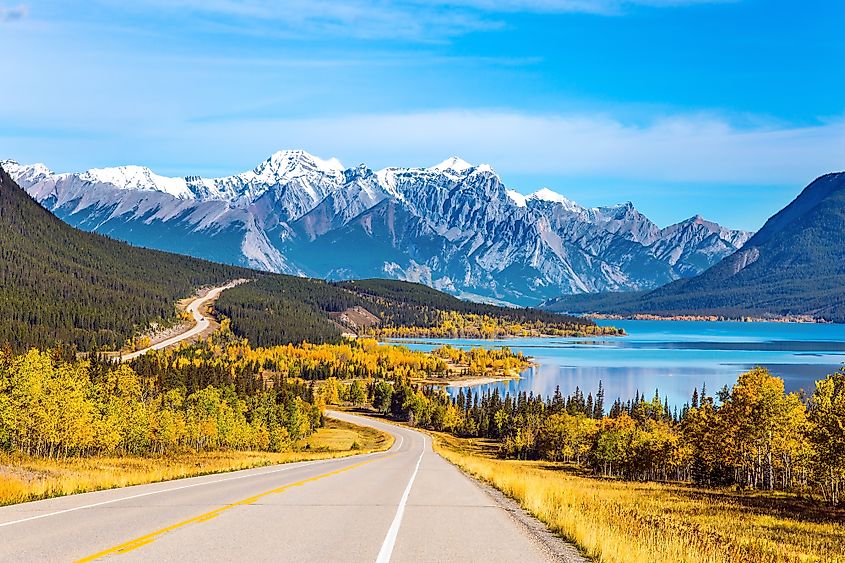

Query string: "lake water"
[[394, 320, 845, 408]]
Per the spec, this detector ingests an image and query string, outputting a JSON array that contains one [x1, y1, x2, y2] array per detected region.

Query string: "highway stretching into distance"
[[0, 411, 570, 562], [119, 280, 247, 362]]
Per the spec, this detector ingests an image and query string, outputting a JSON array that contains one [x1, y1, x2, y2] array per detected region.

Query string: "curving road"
[[0, 411, 570, 562], [118, 279, 247, 362]]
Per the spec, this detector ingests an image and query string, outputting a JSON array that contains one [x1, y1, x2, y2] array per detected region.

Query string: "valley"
[[2, 2, 841, 561], [3, 159, 845, 562], [3, 150, 845, 563]]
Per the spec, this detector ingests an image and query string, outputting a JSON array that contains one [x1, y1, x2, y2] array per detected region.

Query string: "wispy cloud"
[[167, 110, 843, 186], [5, 108, 840, 186], [442, 0, 733, 15], [105, 0, 497, 40], [0, 3, 27, 22], [99, 0, 731, 40]]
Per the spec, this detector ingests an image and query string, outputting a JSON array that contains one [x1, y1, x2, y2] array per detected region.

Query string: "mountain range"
[[2, 151, 751, 306], [544, 172, 845, 321], [0, 166, 593, 350]]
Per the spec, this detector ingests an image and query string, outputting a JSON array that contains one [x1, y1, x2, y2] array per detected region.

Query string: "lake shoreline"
[[587, 313, 830, 324], [394, 319, 845, 409]]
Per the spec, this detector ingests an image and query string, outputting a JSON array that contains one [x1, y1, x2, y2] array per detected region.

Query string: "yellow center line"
[[73, 453, 395, 562]]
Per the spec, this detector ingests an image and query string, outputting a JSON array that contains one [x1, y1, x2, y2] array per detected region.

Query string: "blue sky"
[[1, 0, 843, 230]]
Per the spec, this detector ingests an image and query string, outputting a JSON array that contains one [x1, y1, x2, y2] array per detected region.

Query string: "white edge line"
[[0, 447, 387, 529], [375, 433, 425, 563]]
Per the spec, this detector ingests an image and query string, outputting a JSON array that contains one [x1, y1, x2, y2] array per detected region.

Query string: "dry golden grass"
[[0, 417, 392, 507], [296, 417, 392, 452], [433, 433, 845, 563]]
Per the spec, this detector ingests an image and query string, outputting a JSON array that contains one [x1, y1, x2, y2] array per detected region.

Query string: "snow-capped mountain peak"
[[529, 187, 568, 203], [0, 160, 55, 186], [527, 188, 583, 213], [257, 149, 344, 179], [79, 165, 194, 199], [430, 156, 473, 173], [506, 189, 527, 207], [177, 150, 349, 212]]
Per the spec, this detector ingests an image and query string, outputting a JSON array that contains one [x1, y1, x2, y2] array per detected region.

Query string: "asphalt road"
[[0, 411, 561, 562], [119, 279, 246, 362]]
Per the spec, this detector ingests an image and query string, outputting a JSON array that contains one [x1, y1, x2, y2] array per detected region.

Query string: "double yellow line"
[[74, 454, 392, 562]]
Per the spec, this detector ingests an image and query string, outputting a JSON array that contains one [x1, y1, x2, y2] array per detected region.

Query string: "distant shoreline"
[[587, 313, 829, 324], [444, 375, 518, 387]]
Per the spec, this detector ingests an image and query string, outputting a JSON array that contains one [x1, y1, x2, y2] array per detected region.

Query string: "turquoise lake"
[[394, 320, 845, 408]]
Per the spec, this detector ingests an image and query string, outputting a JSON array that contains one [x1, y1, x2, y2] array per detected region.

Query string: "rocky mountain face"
[[2, 151, 751, 305]]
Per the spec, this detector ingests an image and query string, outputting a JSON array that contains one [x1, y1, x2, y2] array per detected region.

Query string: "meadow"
[[434, 432, 845, 563]]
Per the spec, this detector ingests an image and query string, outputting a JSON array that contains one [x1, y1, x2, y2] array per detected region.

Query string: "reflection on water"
[[393, 320, 845, 408]]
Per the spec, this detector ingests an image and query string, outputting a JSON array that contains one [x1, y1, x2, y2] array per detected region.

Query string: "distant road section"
[[118, 279, 247, 362]]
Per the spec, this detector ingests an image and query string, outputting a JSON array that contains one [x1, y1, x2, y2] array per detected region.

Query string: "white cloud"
[[169, 110, 843, 186], [5, 109, 841, 188]]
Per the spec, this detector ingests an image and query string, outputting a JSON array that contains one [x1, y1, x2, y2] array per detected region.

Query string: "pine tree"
[[594, 380, 605, 419]]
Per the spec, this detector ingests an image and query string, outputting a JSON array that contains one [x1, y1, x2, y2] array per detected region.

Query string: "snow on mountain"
[[185, 150, 346, 217], [429, 156, 473, 174], [3, 158, 299, 274], [0, 160, 54, 186], [295, 165, 394, 241], [1, 153, 751, 305], [78, 166, 195, 199], [506, 190, 527, 207], [527, 188, 584, 213]]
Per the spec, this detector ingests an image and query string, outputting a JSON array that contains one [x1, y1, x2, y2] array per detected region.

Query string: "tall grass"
[[434, 433, 845, 563], [0, 418, 392, 507]]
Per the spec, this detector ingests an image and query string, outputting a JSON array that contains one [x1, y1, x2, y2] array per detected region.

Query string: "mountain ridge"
[[3, 151, 751, 306], [543, 172, 845, 321]]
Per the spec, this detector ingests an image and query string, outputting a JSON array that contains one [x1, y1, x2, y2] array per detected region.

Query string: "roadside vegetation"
[[434, 433, 845, 563], [0, 323, 518, 506], [368, 366, 845, 507], [0, 418, 391, 507]]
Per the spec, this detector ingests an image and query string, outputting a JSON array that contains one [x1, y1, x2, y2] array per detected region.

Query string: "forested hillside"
[[0, 166, 252, 351], [336, 279, 585, 325], [216, 276, 602, 347], [545, 172, 845, 321], [214, 274, 356, 345]]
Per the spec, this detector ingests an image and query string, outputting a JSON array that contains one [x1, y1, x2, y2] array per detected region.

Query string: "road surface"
[[0, 411, 566, 562], [119, 279, 246, 362]]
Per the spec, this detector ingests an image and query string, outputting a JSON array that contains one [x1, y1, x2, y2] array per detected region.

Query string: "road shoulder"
[[473, 476, 589, 562]]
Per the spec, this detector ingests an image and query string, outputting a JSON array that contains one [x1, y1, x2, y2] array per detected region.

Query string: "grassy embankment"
[[434, 433, 845, 563], [0, 418, 392, 507]]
